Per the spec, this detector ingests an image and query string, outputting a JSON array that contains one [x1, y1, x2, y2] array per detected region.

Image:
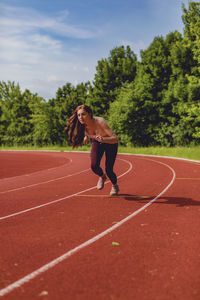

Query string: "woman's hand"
[[83, 136, 89, 144], [95, 135, 104, 142]]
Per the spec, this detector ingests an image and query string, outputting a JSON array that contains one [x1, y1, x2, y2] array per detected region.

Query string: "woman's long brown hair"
[[65, 105, 93, 148]]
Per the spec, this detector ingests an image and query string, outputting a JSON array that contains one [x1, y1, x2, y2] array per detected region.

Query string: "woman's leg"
[[104, 143, 118, 185], [90, 140, 104, 176]]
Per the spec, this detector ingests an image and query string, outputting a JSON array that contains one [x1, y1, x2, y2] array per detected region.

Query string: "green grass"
[[1, 145, 200, 161], [118, 146, 200, 161], [0, 144, 91, 152]]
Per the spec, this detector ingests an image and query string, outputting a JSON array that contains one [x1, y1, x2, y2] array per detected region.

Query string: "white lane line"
[[0, 158, 132, 221], [0, 158, 72, 182], [0, 168, 90, 194], [0, 158, 175, 297]]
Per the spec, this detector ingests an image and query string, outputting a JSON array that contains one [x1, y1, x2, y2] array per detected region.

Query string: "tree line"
[[0, 2, 200, 147]]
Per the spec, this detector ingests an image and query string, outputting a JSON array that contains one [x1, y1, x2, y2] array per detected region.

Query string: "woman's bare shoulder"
[[94, 116, 106, 124]]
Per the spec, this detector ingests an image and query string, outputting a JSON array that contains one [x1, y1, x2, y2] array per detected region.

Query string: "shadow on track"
[[117, 194, 200, 207]]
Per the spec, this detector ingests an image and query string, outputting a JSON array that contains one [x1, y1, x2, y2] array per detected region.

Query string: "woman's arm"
[[95, 118, 119, 144], [95, 135, 119, 144], [83, 135, 89, 144]]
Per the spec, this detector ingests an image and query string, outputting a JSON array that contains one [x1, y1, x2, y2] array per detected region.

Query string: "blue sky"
[[0, 0, 194, 100]]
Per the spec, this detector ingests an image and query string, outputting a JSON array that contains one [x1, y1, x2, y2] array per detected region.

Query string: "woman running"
[[65, 104, 119, 196]]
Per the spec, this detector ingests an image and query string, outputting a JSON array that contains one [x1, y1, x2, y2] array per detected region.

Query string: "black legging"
[[90, 139, 118, 185]]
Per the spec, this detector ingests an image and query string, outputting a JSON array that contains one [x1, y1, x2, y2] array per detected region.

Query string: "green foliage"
[[86, 45, 137, 116], [30, 99, 52, 146], [49, 82, 90, 145], [0, 82, 34, 145]]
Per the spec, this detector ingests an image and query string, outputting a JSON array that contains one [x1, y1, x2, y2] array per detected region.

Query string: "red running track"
[[0, 150, 200, 300]]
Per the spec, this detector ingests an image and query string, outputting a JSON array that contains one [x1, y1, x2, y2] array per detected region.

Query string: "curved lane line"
[[0, 158, 132, 221], [0, 157, 175, 297], [0, 158, 72, 182], [0, 168, 90, 194]]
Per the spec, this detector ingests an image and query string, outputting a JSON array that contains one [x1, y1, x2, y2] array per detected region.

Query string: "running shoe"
[[97, 174, 107, 190], [110, 184, 119, 196]]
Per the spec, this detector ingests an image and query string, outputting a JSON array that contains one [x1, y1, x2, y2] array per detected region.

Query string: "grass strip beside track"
[[1, 145, 200, 161]]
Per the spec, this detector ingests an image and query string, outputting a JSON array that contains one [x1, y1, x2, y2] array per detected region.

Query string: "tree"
[[28, 92, 52, 146], [165, 2, 200, 146], [49, 82, 90, 145], [127, 36, 173, 146], [152, 1, 200, 146], [87, 45, 137, 116], [108, 69, 159, 147], [0, 81, 33, 145]]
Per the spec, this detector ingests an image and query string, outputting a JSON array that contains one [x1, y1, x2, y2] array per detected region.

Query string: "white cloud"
[[0, 3, 95, 39], [0, 3, 97, 99]]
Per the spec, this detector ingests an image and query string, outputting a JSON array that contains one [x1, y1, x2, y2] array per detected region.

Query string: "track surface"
[[0, 150, 200, 300]]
